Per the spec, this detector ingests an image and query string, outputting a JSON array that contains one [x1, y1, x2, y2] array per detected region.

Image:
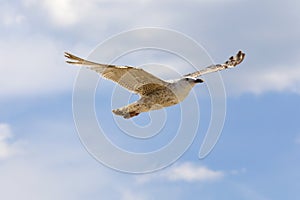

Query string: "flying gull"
[[65, 51, 245, 119]]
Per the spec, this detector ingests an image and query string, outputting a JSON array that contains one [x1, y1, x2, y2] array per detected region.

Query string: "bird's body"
[[112, 78, 198, 118], [65, 51, 245, 119]]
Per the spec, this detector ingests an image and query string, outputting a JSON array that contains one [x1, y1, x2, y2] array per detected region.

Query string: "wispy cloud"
[[1, 0, 300, 98], [0, 36, 77, 98], [137, 162, 224, 183], [0, 123, 25, 160], [0, 120, 122, 200], [1, 0, 300, 199], [120, 189, 148, 200], [223, 62, 300, 96], [164, 162, 224, 182]]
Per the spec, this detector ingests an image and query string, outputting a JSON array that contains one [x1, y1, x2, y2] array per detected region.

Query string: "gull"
[[65, 51, 245, 119]]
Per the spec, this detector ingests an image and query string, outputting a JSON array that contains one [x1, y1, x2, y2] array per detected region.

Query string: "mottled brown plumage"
[[65, 51, 245, 119]]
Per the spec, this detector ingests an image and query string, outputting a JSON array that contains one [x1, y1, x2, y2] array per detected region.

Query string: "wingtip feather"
[[225, 50, 246, 67], [64, 52, 85, 65]]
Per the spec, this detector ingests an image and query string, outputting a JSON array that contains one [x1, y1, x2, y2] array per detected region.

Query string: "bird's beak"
[[194, 79, 204, 83]]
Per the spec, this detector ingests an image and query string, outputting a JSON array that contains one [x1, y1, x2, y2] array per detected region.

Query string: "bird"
[[65, 50, 245, 119]]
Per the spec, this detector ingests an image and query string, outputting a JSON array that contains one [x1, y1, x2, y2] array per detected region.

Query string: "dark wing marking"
[[184, 50, 245, 78]]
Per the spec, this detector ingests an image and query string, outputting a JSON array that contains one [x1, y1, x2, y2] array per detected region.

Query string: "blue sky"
[[1, 0, 300, 199]]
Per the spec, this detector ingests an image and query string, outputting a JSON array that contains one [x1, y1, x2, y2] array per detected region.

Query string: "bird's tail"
[[112, 107, 140, 119], [64, 52, 99, 66]]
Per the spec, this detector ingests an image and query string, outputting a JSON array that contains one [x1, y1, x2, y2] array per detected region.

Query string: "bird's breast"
[[168, 83, 194, 102], [143, 84, 193, 108]]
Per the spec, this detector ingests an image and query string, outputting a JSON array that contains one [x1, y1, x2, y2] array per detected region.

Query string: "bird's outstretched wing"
[[65, 52, 167, 95], [184, 50, 245, 78]]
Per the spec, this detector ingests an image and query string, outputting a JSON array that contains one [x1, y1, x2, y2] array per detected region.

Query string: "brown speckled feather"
[[65, 51, 245, 119]]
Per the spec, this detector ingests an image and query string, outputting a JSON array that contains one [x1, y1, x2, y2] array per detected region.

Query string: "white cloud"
[[120, 189, 148, 200], [36, 0, 101, 27], [0, 36, 78, 98], [0, 0, 294, 98], [223, 62, 300, 96], [0, 2, 26, 26], [137, 162, 224, 183], [0, 121, 118, 200], [0, 123, 25, 160], [22, 0, 163, 27], [42, 0, 80, 26], [164, 162, 224, 182], [1, 13, 25, 26]]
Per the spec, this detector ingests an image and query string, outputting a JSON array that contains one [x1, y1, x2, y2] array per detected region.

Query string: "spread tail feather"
[[112, 108, 140, 119]]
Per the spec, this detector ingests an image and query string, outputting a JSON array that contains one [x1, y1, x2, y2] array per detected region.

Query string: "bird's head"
[[181, 77, 204, 85], [169, 77, 204, 101]]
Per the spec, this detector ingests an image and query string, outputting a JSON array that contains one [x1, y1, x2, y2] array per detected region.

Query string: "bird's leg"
[[128, 111, 140, 118]]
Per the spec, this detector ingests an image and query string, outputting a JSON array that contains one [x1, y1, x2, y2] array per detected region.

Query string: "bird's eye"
[[185, 78, 189, 81]]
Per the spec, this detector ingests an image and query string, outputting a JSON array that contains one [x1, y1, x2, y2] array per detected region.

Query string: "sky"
[[1, 0, 300, 199]]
